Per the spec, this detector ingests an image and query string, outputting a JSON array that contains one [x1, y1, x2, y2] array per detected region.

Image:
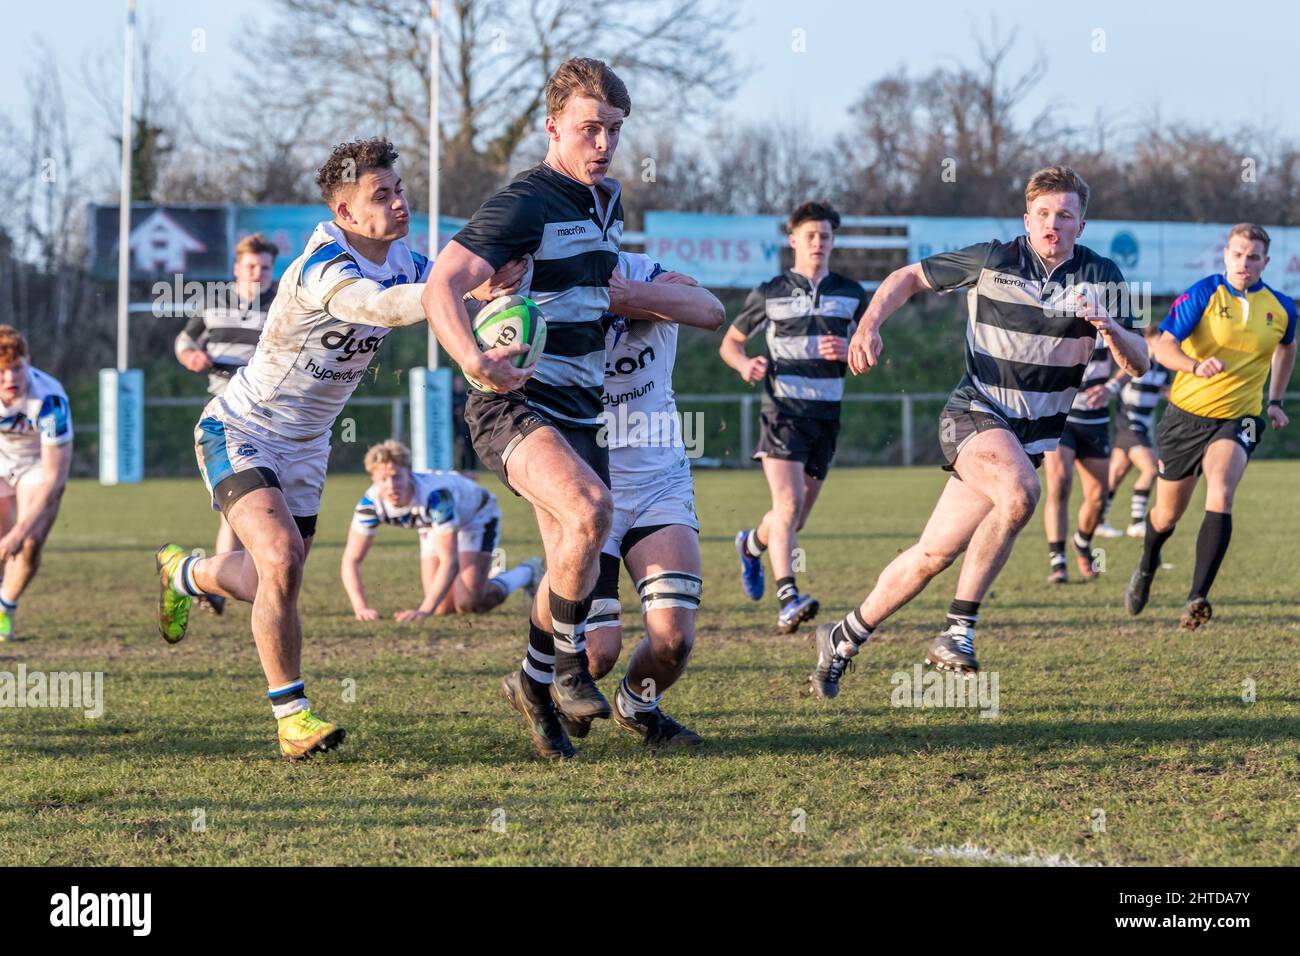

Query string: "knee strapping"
[[636, 571, 702, 613]]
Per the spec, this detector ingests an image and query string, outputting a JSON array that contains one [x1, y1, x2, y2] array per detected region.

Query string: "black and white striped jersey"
[[731, 270, 870, 420], [452, 163, 623, 428], [921, 236, 1129, 457], [175, 284, 277, 396], [1118, 361, 1170, 432], [1066, 338, 1112, 427]]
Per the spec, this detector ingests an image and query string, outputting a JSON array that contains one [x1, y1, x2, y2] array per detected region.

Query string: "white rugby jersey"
[[351, 470, 493, 536], [601, 252, 689, 486], [219, 222, 430, 440], [0, 367, 73, 468]]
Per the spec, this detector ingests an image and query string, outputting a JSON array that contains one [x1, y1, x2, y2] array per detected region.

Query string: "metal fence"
[[76, 390, 1300, 476]]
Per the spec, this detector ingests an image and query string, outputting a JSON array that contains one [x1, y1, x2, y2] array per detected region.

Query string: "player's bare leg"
[[1124, 444, 1159, 535], [0, 486, 58, 638], [1042, 445, 1075, 582], [500, 427, 612, 756], [750, 459, 819, 631], [1071, 455, 1109, 579], [1127, 469, 1198, 616]]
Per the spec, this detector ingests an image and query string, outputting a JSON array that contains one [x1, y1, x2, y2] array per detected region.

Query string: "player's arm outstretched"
[[847, 262, 934, 374], [340, 528, 381, 621], [329, 258, 526, 330], [607, 266, 725, 330], [398, 530, 460, 621]]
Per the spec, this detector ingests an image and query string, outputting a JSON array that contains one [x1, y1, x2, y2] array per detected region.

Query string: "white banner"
[[643, 212, 784, 287]]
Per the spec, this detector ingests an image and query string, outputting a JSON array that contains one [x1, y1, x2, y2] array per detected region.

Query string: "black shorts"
[[752, 411, 839, 481], [938, 391, 1044, 473], [465, 391, 610, 495], [1057, 421, 1111, 460], [1155, 404, 1265, 481], [1114, 408, 1155, 452]]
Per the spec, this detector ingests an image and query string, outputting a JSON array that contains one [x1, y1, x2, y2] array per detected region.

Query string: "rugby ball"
[[465, 294, 547, 392]]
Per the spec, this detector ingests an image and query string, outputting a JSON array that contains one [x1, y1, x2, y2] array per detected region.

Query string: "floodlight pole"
[[116, 0, 136, 373], [427, 1, 440, 370]]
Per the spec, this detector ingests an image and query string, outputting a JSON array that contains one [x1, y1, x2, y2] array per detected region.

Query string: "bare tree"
[[245, 0, 746, 214]]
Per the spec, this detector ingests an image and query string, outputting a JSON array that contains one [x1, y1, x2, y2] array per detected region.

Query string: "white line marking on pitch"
[[909, 843, 1099, 867]]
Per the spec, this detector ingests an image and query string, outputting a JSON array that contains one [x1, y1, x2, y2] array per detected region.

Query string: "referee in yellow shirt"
[[1126, 223, 1297, 628]]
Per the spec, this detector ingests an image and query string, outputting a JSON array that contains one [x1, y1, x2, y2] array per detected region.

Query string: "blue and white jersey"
[[219, 221, 431, 440], [351, 470, 493, 537], [0, 367, 72, 468], [601, 252, 688, 486]]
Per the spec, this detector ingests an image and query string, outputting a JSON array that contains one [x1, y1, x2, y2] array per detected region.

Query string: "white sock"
[[617, 676, 661, 718], [172, 556, 207, 597], [491, 564, 534, 596]]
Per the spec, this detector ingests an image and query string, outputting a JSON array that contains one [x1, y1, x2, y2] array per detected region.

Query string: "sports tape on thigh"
[[636, 571, 702, 612]]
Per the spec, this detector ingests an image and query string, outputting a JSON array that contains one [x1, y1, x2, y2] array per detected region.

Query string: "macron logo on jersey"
[[556, 224, 588, 237]]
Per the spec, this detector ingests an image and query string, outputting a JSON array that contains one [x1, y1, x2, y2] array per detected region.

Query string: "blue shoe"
[[735, 530, 765, 601], [777, 593, 819, 635]]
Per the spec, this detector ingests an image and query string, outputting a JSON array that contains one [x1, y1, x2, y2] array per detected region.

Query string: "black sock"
[[1072, 529, 1093, 559], [1048, 540, 1066, 568], [946, 599, 980, 630], [522, 619, 555, 699], [1188, 511, 1232, 601], [776, 576, 798, 607], [549, 591, 591, 662], [1140, 520, 1175, 575]]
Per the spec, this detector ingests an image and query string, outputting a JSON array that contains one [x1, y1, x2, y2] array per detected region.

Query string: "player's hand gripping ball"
[[464, 294, 548, 392]]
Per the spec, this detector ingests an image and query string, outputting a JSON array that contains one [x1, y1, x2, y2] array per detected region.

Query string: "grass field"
[[2, 463, 1297, 866]]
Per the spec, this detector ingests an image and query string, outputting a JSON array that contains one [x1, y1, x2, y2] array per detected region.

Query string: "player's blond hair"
[[0, 325, 29, 367], [545, 57, 631, 118], [234, 233, 279, 261], [1025, 165, 1091, 218], [364, 439, 412, 473], [1227, 222, 1270, 254]]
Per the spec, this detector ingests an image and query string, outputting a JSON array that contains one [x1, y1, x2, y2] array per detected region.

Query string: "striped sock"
[[550, 592, 590, 656], [745, 529, 766, 558], [946, 599, 980, 631], [522, 620, 555, 694], [617, 675, 660, 718], [1131, 489, 1150, 522], [1048, 540, 1066, 569], [776, 576, 798, 608], [1073, 530, 1093, 559], [268, 680, 309, 719], [832, 608, 873, 656], [172, 555, 207, 597], [0, 595, 17, 615]]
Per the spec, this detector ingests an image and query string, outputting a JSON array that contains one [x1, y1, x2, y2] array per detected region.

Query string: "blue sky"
[[4, 0, 1297, 184]]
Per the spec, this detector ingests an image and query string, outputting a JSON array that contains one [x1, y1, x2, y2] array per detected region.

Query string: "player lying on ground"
[[153, 137, 523, 759], [1095, 324, 1170, 539], [1125, 223, 1295, 630], [174, 232, 279, 600], [1041, 329, 1114, 583], [423, 58, 631, 760], [341, 440, 541, 621], [0, 326, 73, 642], [721, 201, 869, 635], [807, 165, 1148, 698], [573, 252, 723, 748]]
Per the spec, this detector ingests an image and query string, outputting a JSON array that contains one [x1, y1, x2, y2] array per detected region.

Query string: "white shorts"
[[417, 500, 502, 558], [602, 461, 698, 559], [194, 403, 330, 518], [0, 457, 44, 497]]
